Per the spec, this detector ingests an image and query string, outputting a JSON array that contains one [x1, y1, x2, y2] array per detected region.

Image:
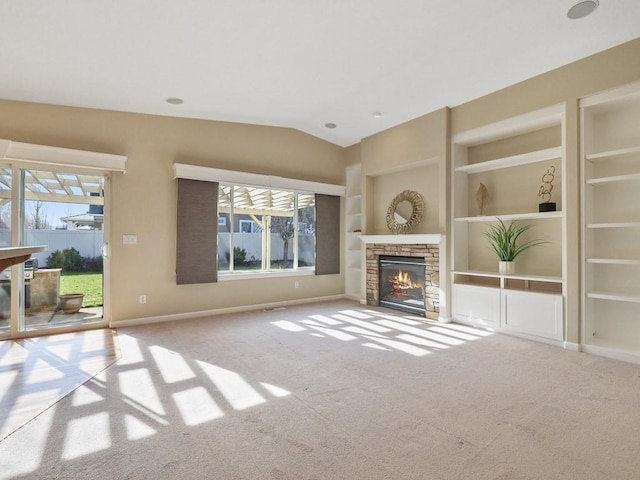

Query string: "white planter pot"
[[498, 261, 515, 275]]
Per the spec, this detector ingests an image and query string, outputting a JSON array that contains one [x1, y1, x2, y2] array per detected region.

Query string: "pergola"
[[218, 185, 314, 218], [0, 168, 105, 208]]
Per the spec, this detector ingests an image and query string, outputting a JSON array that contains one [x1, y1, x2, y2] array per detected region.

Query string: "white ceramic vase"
[[498, 261, 515, 275]]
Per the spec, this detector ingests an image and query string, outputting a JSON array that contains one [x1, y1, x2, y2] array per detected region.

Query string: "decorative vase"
[[59, 293, 84, 314], [498, 261, 515, 275]]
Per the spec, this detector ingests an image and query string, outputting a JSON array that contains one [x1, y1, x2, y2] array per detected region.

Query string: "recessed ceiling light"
[[372, 112, 382, 119], [166, 97, 184, 105], [567, 0, 599, 19], [324, 122, 337, 129]]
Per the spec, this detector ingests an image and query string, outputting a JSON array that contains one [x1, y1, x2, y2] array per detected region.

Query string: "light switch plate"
[[123, 234, 138, 245]]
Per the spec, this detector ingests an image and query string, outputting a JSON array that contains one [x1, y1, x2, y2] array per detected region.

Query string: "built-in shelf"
[[453, 270, 563, 283], [581, 81, 640, 363], [586, 222, 640, 229], [587, 291, 640, 304], [586, 173, 640, 185], [586, 258, 640, 265], [455, 211, 562, 223], [454, 146, 561, 174], [452, 105, 565, 344], [345, 163, 362, 300], [585, 145, 640, 161]]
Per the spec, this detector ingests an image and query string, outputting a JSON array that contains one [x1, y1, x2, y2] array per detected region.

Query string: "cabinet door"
[[452, 283, 500, 328], [501, 290, 563, 340]]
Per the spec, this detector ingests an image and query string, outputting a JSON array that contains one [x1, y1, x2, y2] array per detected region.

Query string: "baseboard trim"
[[581, 344, 640, 365], [109, 294, 348, 329], [563, 341, 581, 352]]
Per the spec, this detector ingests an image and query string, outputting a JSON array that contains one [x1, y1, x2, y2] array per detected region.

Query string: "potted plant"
[[483, 218, 548, 274], [59, 293, 85, 314]]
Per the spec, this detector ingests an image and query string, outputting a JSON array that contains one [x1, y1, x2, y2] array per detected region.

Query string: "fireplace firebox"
[[378, 255, 426, 316]]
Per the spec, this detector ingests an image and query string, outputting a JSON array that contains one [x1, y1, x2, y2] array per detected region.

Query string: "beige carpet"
[[1, 299, 639, 479]]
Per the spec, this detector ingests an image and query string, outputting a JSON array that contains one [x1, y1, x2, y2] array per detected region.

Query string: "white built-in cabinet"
[[580, 81, 640, 362], [345, 164, 362, 299], [451, 105, 565, 343]]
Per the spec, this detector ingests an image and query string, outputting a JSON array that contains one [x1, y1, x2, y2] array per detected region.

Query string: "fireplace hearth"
[[379, 256, 426, 315]]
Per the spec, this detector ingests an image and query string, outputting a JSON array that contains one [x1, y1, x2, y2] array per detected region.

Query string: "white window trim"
[[218, 268, 315, 282], [173, 163, 345, 197], [0, 139, 126, 172]]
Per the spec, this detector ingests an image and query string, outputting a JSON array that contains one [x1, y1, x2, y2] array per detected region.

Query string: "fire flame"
[[391, 270, 421, 290]]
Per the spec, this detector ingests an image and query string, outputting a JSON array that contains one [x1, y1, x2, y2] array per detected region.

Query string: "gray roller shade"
[[315, 194, 340, 275], [176, 179, 218, 284]]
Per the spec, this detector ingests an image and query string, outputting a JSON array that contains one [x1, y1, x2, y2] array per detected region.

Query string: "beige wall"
[[359, 107, 449, 235], [450, 38, 640, 136], [369, 165, 439, 234], [344, 143, 361, 168], [0, 101, 345, 322], [361, 107, 448, 176]]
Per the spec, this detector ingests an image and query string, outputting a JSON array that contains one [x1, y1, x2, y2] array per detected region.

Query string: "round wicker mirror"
[[385, 190, 424, 234]]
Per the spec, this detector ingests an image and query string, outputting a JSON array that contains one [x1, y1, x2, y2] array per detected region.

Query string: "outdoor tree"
[[271, 216, 295, 266], [0, 203, 10, 229], [27, 201, 51, 230]]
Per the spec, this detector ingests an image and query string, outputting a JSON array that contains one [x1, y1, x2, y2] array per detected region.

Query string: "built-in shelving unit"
[[345, 163, 362, 300], [580, 81, 640, 362], [451, 105, 566, 343]]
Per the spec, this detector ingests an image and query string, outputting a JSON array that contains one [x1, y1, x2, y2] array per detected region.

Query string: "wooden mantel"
[[0, 246, 47, 272]]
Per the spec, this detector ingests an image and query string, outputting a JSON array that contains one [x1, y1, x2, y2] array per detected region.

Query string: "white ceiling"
[[1, 1, 640, 147]]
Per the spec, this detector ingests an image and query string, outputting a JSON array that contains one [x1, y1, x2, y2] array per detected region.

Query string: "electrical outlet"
[[294, 281, 299, 289], [139, 295, 147, 304]]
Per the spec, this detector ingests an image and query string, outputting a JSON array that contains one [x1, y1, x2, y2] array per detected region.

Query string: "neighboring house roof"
[[60, 213, 104, 229]]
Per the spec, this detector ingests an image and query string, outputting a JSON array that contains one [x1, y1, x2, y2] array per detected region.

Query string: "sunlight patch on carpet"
[[62, 411, 111, 460], [173, 387, 224, 426]]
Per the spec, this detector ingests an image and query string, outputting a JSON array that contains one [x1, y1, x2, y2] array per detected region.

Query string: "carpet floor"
[[1, 299, 639, 479]]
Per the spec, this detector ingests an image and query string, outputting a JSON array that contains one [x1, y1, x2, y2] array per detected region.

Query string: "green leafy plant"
[[233, 247, 247, 266], [46, 248, 102, 272], [46, 247, 83, 272], [483, 218, 548, 261]]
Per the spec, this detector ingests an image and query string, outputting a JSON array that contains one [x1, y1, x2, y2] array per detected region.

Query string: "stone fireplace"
[[361, 235, 441, 320]]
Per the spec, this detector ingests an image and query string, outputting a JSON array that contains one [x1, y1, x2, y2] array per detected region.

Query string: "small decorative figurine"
[[538, 166, 556, 212], [476, 182, 488, 215]]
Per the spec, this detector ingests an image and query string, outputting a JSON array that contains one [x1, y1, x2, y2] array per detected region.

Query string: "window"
[[174, 163, 343, 282], [239, 220, 262, 233], [217, 184, 316, 273]]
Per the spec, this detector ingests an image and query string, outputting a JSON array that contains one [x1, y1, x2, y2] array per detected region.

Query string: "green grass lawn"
[[60, 273, 103, 307]]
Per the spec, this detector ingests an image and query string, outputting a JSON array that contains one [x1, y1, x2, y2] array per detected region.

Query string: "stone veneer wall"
[[365, 243, 439, 320], [28, 269, 61, 313]]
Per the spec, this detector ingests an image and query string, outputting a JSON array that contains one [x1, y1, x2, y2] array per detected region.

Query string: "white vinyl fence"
[[0, 229, 312, 269], [218, 233, 315, 267], [0, 228, 103, 266]]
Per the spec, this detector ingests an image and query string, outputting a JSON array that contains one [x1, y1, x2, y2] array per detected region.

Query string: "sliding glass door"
[[0, 163, 108, 338], [0, 166, 12, 336]]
